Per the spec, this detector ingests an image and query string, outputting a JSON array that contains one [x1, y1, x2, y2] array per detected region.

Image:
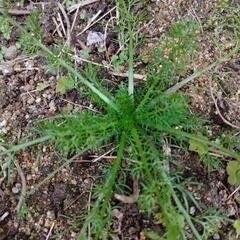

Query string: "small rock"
[[46, 210, 55, 220], [27, 98, 35, 105], [71, 232, 77, 238], [26, 175, 32, 181], [71, 179, 77, 185], [190, 206, 196, 215], [4, 46, 18, 60], [0, 64, 14, 76], [49, 100, 56, 111], [86, 31, 104, 47], [0, 120, 7, 128], [44, 219, 53, 228], [0, 212, 9, 221], [213, 233, 220, 240], [23, 84, 33, 92], [12, 186, 19, 194], [35, 97, 41, 103]]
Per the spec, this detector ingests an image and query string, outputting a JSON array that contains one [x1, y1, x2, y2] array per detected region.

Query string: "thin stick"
[[15, 160, 27, 214], [78, 10, 102, 36], [87, 183, 93, 239], [58, 3, 71, 46], [92, 147, 116, 163], [70, 5, 80, 31], [57, 12, 66, 37], [68, 0, 100, 13], [64, 193, 84, 210], [227, 186, 240, 200], [111, 71, 146, 81], [60, 98, 101, 113], [45, 222, 55, 240], [0, 8, 31, 15], [104, 16, 116, 50], [73, 54, 109, 68], [77, 7, 116, 36], [209, 78, 240, 129], [53, 17, 63, 37]]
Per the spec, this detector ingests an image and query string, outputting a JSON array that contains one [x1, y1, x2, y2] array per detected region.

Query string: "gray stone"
[[4, 46, 18, 60]]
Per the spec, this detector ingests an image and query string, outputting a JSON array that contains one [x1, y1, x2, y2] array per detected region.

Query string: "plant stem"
[[165, 44, 239, 95], [128, 26, 134, 97], [0, 136, 51, 156], [167, 128, 240, 160]]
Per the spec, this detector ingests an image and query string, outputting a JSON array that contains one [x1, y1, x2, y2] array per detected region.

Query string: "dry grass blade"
[[15, 160, 27, 214], [58, 3, 71, 46], [67, 0, 100, 13], [0, 7, 31, 15], [209, 78, 240, 129]]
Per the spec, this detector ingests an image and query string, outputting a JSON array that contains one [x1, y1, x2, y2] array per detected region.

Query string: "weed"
[[0, 46, 7, 62], [18, 11, 42, 54], [0, 9, 12, 40], [2, 1, 240, 240]]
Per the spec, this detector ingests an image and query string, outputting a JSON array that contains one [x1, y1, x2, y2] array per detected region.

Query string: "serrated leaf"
[[56, 76, 75, 94], [36, 83, 46, 91], [80, 49, 89, 59], [234, 219, 240, 237], [189, 138, 208, 156], [226, 161, 240, 186]]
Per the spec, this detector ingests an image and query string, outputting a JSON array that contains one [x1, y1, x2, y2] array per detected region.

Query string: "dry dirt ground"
[[0, 0, 239, 239]]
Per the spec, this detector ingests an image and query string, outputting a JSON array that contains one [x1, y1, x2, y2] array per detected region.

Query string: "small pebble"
[[190, 206, 196, 215], [35, 97, 41, 103], [213, 233, 220, 240], [49, 100, 56, 111], [23, 84, 33, 92], [71, 179, 77, 185], [4, 46, 18, 60], [1, 64, 14, 76], [26, 175, 32, 181], [0, 119, 7, 127], [12, 186, 19, 194], [46, 210, 55, 220]]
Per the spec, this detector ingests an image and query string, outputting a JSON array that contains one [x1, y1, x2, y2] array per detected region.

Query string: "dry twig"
[[58, 3, 71, 46], [209, 78, 240, 129], [0, 7, 31, 15], [68, 0, 100, 13], [77, 6, 116, 36], [15, 160, 27, 214]]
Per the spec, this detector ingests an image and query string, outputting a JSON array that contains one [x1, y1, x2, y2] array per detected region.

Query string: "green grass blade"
[[165, 44, 239, 95], [128, 27, 134, 97], [0, 136, 51, 156], [167, 128, 240, 160]]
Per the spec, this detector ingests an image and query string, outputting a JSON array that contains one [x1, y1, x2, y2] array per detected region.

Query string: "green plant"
[[56, 76, 75, 94], [2, 2, 240, 240], [0, 9, 12, 40], [233, 219, 240, 238], [226, 161, 240, 185], [18, 11, 42, 54], [0, 46, 7, 62]]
